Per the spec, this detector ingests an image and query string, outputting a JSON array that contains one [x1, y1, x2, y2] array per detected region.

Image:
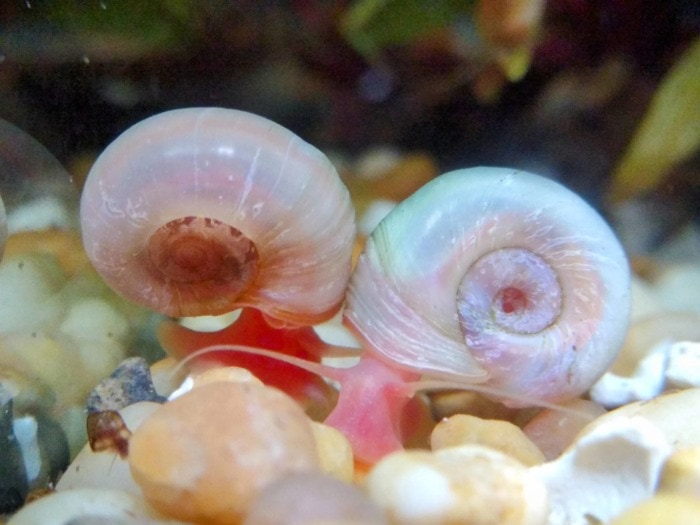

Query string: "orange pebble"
[[128, 381, 319, 524]]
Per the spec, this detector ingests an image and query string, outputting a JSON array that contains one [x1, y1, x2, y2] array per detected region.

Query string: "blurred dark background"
[[0, 0, 698, 251]]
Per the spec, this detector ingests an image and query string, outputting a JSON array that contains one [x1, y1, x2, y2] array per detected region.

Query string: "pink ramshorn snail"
[[80, 107, 356, 325]]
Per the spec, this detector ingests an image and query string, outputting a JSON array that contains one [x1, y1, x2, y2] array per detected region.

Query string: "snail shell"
[[80, 108, 355, 324], [344, 167, 631, 405]]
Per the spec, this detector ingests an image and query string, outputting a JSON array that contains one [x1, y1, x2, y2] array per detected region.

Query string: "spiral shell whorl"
[[80, 108, 355, 323], [344, 167, 630, 404]]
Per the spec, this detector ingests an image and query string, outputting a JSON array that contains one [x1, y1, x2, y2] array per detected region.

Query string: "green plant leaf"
[[43, 0, 197, 51], [610, 37, 700, 201], [340, 0, 476, 59]]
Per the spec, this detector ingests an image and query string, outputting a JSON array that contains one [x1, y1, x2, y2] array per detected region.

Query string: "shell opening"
[[146, 216, 259, 316]]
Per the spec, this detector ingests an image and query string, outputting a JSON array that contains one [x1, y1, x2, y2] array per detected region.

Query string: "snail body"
[[80, 108, 355, 324], [345, 167, 631, 405]]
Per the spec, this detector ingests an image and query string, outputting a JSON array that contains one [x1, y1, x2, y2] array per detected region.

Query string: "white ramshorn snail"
[[322, 167, 632, 463], [344, 167, 631, 405], [80, 108, 356, 324]]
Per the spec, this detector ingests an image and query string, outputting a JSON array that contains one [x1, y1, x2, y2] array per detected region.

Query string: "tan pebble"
[[578, 387, 700, 449], [0, 332, 86, 407], [610, 312, 700, 376], [658, 447, 700, 497], [609, 493, 700, 524], [128, 381, 319, 524], [428, 390, 536, 425], [431, 414, 545, 466], [191, 365, 264, 388], [312, 421, 354, 483], [0, 253, 66, 334], [522, 399, 607, 460], [365, 445, 548, 525], [3, 229, 91, 276]]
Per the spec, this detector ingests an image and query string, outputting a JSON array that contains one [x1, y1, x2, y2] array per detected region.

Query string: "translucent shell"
[[345, 167, 631, 404], [80, 108, 356, 324]]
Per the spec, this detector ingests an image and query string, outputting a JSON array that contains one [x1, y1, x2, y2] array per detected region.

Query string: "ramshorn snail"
[[80, 107, 356, 325], [327, 167, 631, 462]]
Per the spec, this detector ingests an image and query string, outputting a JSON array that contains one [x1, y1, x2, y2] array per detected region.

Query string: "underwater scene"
[[0, 1, 699, 524]]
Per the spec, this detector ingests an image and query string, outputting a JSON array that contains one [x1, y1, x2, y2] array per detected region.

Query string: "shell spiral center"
[[148, 216, 259, 289], [457, 248, 562, 336]]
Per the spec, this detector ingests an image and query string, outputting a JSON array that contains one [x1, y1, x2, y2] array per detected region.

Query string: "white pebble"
[[392, 464, 456, 519], [530, 416, 671, 525], [590, 341, 667, 407], [365, 446, 548, 525], [7, 488, 182, 524], [665, 341, 700, 388]]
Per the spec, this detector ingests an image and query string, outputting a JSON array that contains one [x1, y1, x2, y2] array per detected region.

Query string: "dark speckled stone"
[[86, 357, 166, 414]]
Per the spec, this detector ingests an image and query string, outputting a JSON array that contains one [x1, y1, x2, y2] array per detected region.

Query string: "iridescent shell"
[[344, 167, 631, 404], [80, 108, 356, 324]]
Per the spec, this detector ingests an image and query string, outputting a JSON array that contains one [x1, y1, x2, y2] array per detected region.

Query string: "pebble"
[[611, 311, 700, 377], [590, 340, 667, 407], [128, 381, 320, 524], [2, 229, 90, 277], [592, 336, 700, 407], [0, 385, 27, 514], [311, 421, 354, 483], [609, 493, 700, 524], [657, 446, 700, 497], [522, 399, 607, 460], [530, 416, 671, 525], [243, 472, 388, 525], [0, 253, 66, 335], [365, 445, 549, 525], [6, 488, 183, 524], [430, 414, 545, 466], [428, 390, 535, 425], [86, 357, 165, 413], [580, 387, 700, 449], [665, 340, 700, 388]]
